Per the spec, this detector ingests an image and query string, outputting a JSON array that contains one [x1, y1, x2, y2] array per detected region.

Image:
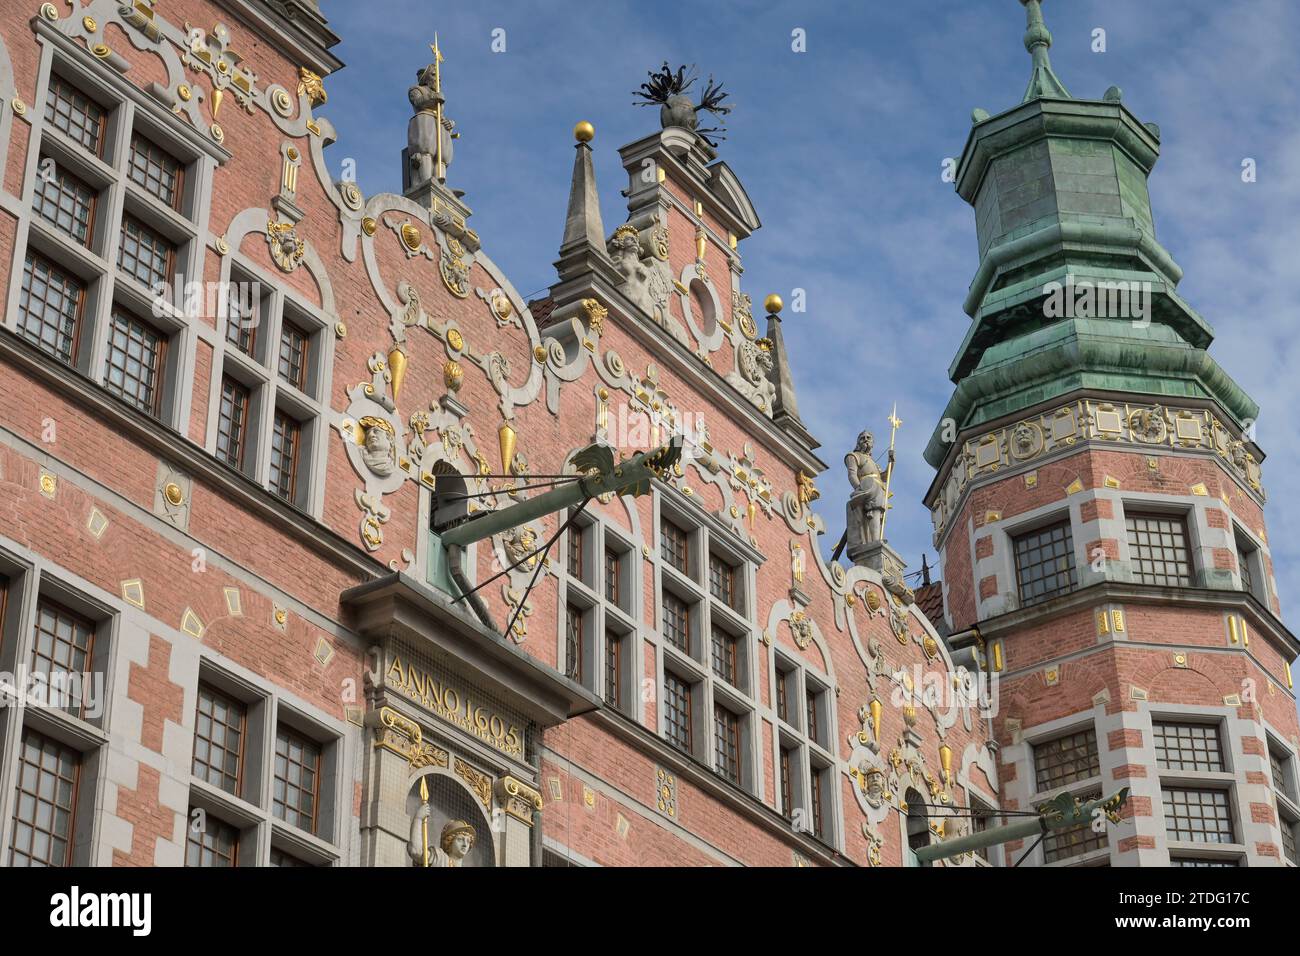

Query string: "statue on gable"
[[846, 429, 893, 549], [408, 39, 458, 190]]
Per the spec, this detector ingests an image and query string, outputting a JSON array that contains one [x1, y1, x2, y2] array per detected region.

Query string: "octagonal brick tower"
[[925, 1, 1300, 867]]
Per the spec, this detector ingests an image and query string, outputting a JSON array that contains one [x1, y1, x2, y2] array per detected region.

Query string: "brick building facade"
[[0, 0, 994, 869], [0, 0, 1291, 871]]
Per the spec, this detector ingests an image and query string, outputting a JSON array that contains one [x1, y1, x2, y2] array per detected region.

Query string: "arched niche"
[[403, 768, 497, 868]]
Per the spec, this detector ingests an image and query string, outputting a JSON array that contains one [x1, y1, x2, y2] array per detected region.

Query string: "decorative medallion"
[[400, 222, 422, 252], [440, 238, 471, 298], [266, 219, 306, 272], [11, 97, 26, 116], [210, 123, 224, 144], [271, 87, 293, 116], [40, 2, 58, 20], [361, 217, 377, 237], [447, 328, 464, 352]]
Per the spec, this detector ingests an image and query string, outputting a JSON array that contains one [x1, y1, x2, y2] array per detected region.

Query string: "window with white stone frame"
[[209, 260, 329, 512], [771, 648, 837, 845], [559, 512, 637, 717], [1029, 724, 1107, 865], [654, 496, 762, 797], [1234, 527, 1264, 602], [1269, 739, 1298, 866], [185, 661, 343, 867], [0, 554, 114, 867], [8, 48, 216, 432], [1153, 716, 1244, 866]]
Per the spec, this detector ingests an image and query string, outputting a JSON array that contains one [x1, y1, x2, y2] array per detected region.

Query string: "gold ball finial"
[[764, 293, 783, 315], [574, 121, 595, 143]]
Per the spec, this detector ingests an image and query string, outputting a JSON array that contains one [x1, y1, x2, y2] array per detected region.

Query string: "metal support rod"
[[914, 788, 1128, 864], [439, 438, 682, 549]]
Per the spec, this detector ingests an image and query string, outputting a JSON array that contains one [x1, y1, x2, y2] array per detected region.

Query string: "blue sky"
[[319, 1, 1300, 687]]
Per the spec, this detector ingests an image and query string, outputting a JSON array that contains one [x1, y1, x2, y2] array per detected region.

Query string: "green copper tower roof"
[[924, 1, 1259, 469]]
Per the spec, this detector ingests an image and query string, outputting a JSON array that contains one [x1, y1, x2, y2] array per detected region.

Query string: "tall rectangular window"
[[185, 811, 238, 867], [127, 133, 183, 209], [1163, 788, 1234, 844], [565, 603, 584, 683], [1033, 728, 1099, 792], [1235, 534, 1257, 598], [44, 76, 105, 156], [779, 747, 795, 820], [216, 377, 250, 469], [1271, 748, 1295, 802], [810, 766, 826, 838], [8, 728, 80, 867], [104, 308, 165, 417], [224, 280, 261, 357], [664, 673, 692, 752], [277, 320, 309, 391], [118, 215, 174, 291], [805, 687, 820, 745], [273, 727, 321, 835], [711, 628, 737, 686], [1154, 722, 1224, 773], [567, 527, 584, 581], [660, 520, 689, 575], [709, 553, 736, 608], [604, 549, 621, 606], [662, 591, 690, 653], [30, 599, 95, 717], [32, 161, 96, 246], [19, 252, 84, 364], [1013, 520, 1077, 607], [713, 705, 741, 784], [269, 411, 301, 502], [192, 684, 246, 797], [603, 630, 622, 708], [775, 667, 791, 723], [1126, 513, 1192, 587]]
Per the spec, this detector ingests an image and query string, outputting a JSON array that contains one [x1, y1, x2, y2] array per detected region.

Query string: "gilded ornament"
[[387, 347, 408, 402], [39, 473, 57, 497], [361, 217, 377, 236], [497, 421, 517, 475], [533, 345, 547, 363], [266, 219, 305, 272], [340, 182, 363, 210], [400, 222, 423, 252], [92, 44, 111, 58], [335, 321, 347, 339], [581, 297, 608, 336], [297, 67, 327, 107], [447, 328, 464, 351], [210, 87, 224, 120], [440, 237, 472, 298], [83, 16, 97, 31], [164, 483, 184, 507], [489, 290, 514, 322], [764, 293, 783, 314], [573, 120, 595, 142], [11, 97, 26, 116], [443, 360, 463, 392], [177, 84, 192, 102]]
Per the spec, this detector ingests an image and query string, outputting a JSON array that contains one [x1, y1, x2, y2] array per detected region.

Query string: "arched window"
[[429, 461, 469, 532], [906, 787, 931, 866]]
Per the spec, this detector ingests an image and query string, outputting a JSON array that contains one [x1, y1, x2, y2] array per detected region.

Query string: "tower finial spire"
[[1019, 0, 1071, 102]]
